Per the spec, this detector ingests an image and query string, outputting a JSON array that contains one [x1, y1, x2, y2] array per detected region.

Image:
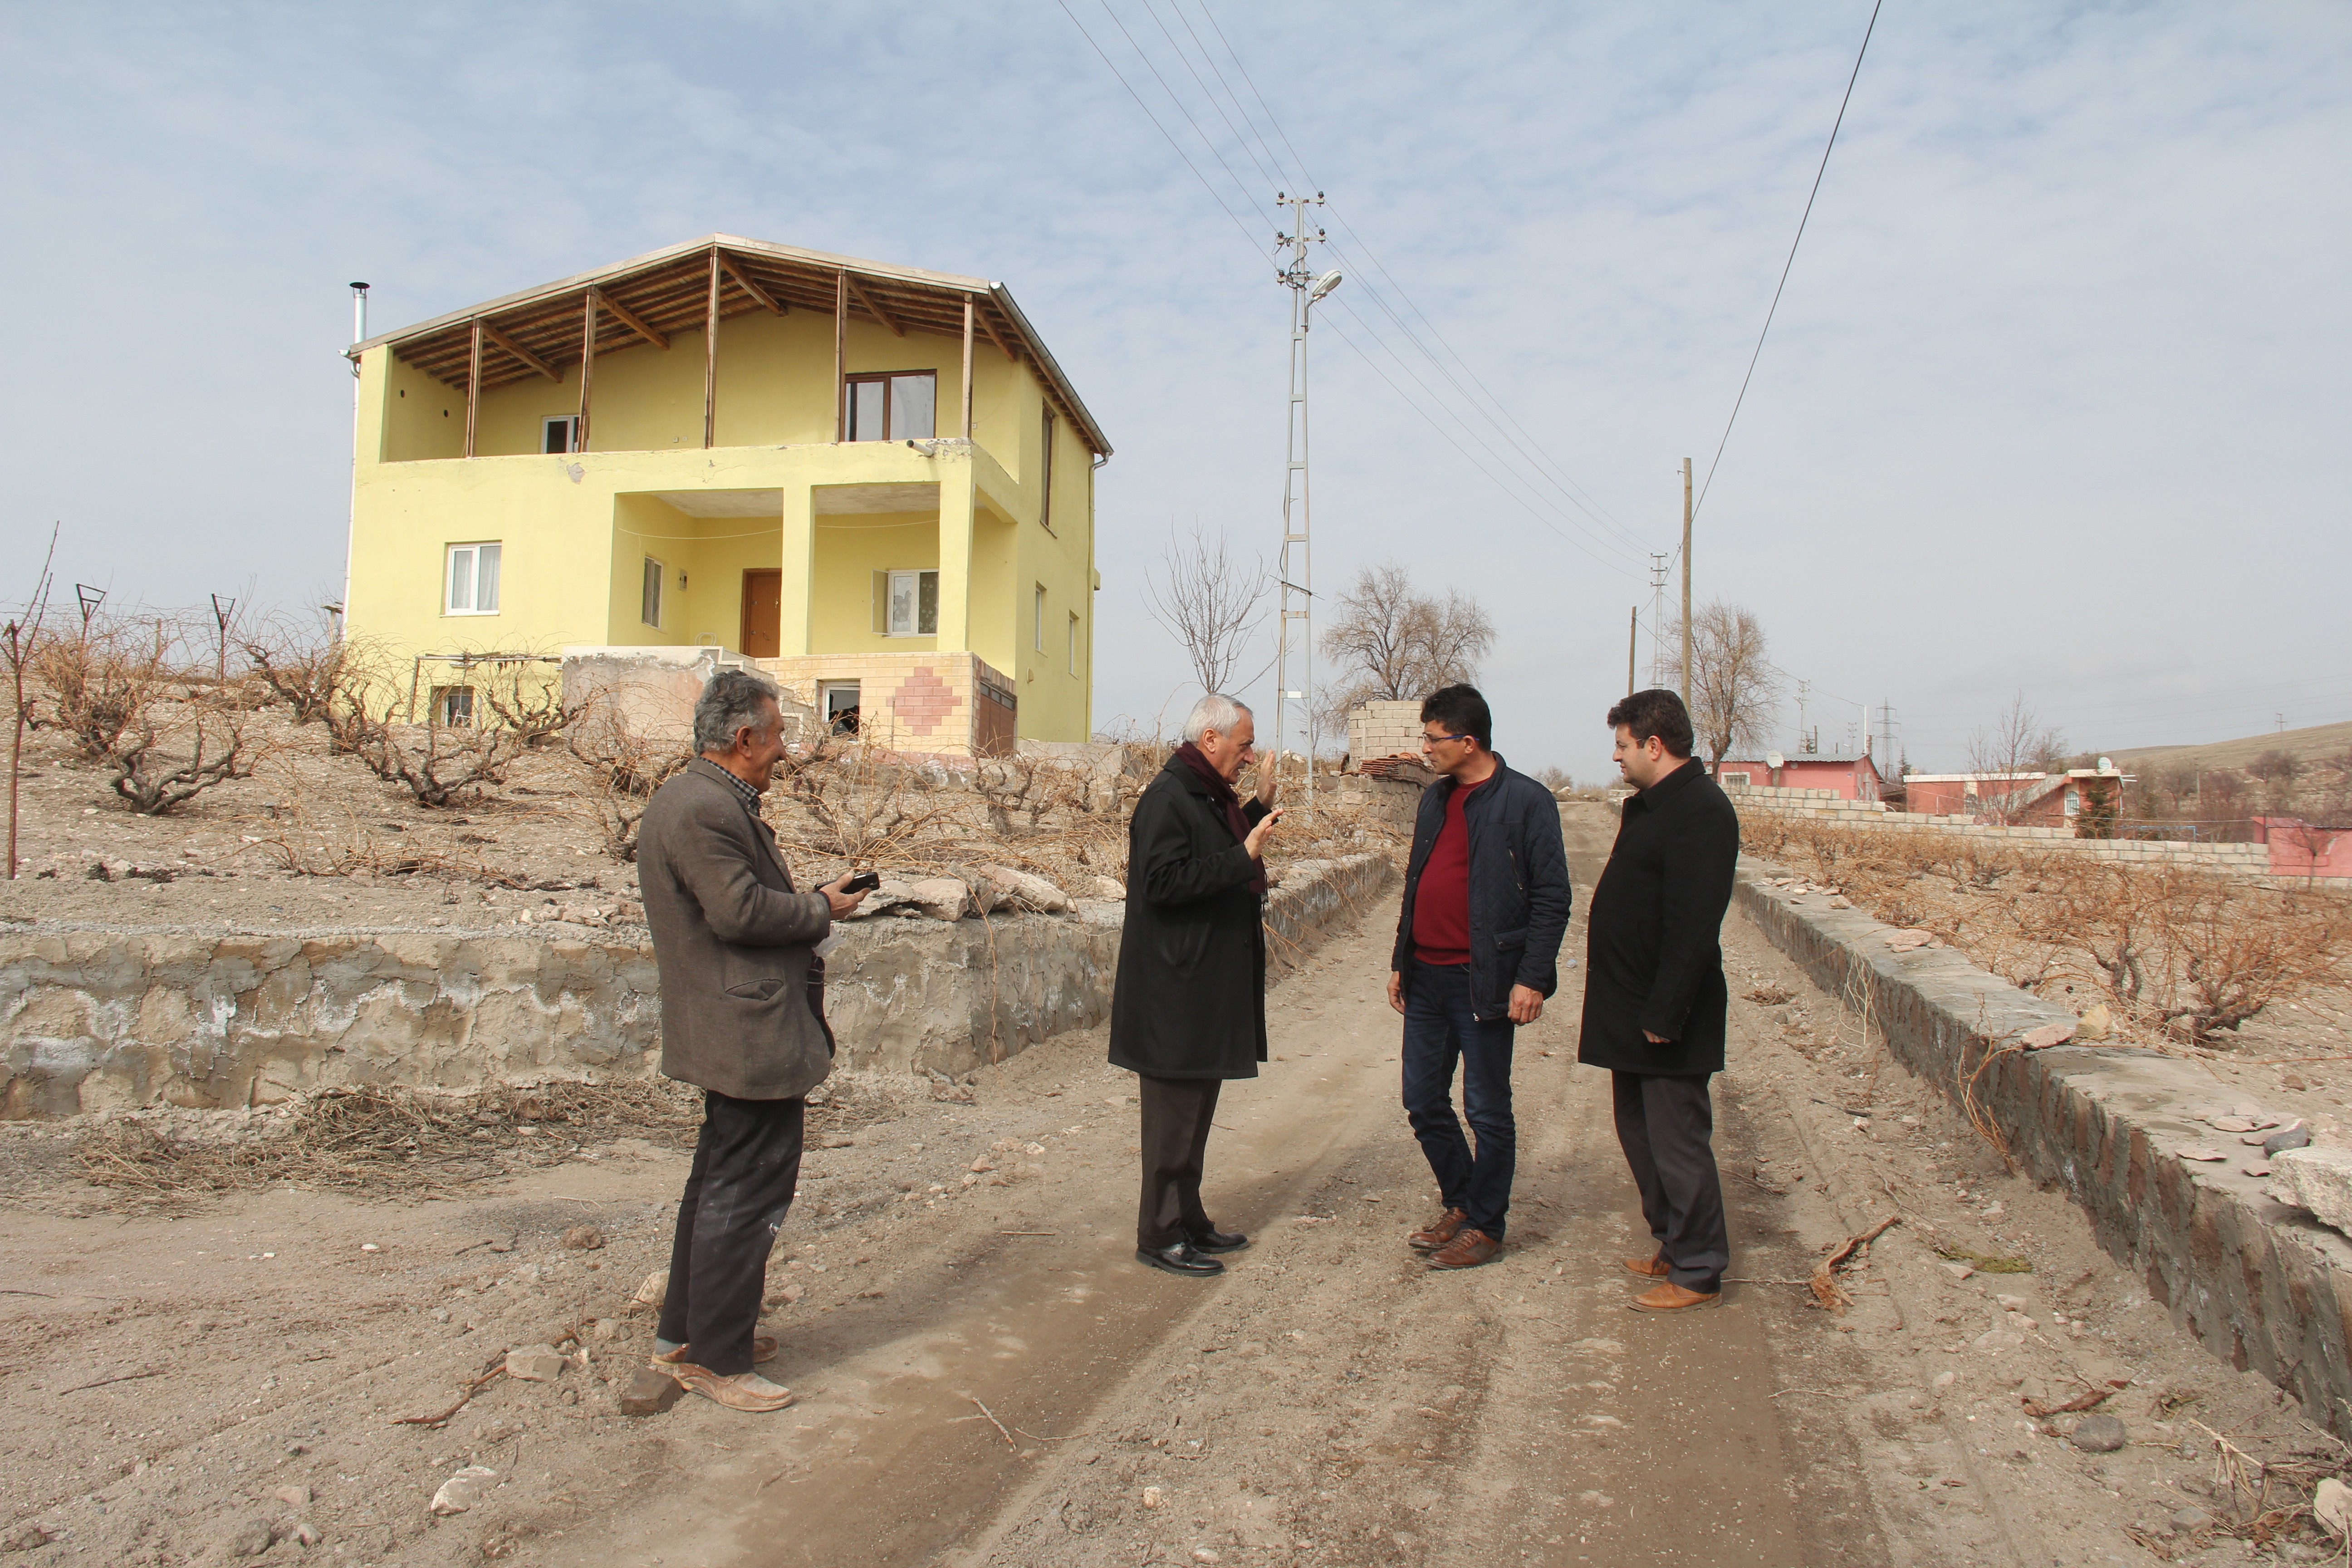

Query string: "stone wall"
[[1736, 865, 2352, 1438], [1730, 782, 2272, 876], [0, 854, 1392, 1121]]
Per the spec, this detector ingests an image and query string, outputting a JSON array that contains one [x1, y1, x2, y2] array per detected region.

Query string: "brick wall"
[[760, 651, 1018, 759]]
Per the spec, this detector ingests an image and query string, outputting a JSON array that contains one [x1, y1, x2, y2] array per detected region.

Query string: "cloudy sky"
[[3, 2, 2345, 779]]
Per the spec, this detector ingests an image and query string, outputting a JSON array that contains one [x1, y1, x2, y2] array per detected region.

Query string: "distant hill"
[[2107, 720, 2352, 776]]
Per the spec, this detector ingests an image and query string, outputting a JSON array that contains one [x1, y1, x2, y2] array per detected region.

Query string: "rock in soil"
[[2070, 1413, 2128, 1453], [505, 1344, 567, 1382], [619, 1366, 681, 1418], [561, 1223, 604, 1250], [429, 1465, 499, 1515]]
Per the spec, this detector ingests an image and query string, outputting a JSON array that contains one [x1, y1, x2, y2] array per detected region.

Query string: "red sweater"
[[1411, 776, 1486, 965]]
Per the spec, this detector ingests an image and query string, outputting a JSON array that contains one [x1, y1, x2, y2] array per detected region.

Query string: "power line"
[[1690, 0, 1882, 530], [1184, 0, 1653, 559], [1065, 0, 1652, 577]]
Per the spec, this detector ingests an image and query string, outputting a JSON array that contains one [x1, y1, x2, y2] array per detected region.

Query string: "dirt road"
[[5, 803, 2336, 1565]]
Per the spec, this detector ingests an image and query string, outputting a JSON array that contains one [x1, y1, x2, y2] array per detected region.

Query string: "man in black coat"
[[1108, 693, 1282, 1278], [1578, 688, 1742, 1312], [1387, 685, 1572, 1269]]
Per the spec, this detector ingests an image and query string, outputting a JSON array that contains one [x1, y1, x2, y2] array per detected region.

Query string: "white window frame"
[[878, 569, 937, 637], [445, 542, 502, 616], [431, 686, 475, 728], [641, 556, 664, 628], [542, 415, 580, 454]]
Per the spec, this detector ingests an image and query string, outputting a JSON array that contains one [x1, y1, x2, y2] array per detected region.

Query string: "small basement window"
[[641, 557, 663, 628], [1720, 771, 1751, 787], [446, 543, 501, 615], [819, 681, 861, 735], [431, 686, 475, 728], [542, 415, 580, 454]]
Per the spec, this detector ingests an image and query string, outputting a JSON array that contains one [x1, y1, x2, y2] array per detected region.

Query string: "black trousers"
[[1135, 1074, 1222, 1249], [656, 1090, 804, 1377], [1610, 1070, 1729, 1292]]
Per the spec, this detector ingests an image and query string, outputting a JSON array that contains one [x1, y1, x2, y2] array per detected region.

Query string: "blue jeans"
[[1401, 959, 1516, 1240]]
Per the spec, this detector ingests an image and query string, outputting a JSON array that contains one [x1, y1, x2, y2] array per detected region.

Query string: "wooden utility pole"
[[1680, 456, 1693, 711], [1627, 606, 1639, 695]]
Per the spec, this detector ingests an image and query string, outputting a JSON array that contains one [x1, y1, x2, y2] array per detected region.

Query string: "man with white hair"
[[635, 667, 869, 1410], [1108, 693, 1283, 1277]]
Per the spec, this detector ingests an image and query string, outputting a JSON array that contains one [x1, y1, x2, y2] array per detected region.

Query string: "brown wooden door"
[[740, 569, 782, 658]]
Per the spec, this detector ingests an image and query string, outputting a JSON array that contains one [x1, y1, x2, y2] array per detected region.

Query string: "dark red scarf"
[[1176, 742, 1266, 893]]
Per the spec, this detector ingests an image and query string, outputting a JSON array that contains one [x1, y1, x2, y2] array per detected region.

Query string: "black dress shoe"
[[1186, 1228, 1250, 1254], [1135, 1241, 1225, 1277]]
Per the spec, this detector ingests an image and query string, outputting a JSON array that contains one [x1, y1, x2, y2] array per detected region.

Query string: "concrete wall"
[[1736, 864, 2352, 1439], [0, 855, 1391, 1120], [1348, 701, 1424, 766], [1730, 782, 2272, 876]]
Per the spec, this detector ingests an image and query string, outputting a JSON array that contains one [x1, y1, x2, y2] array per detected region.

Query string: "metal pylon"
[[1274, 192, 1328, 811]]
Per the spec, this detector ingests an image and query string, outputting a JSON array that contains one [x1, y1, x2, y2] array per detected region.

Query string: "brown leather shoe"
[[1426, 1227, 1500, 1270], [1623, 1254, 1671, 1279], [1409, 1207, 1470, 1253], [1629, 1281, 1722, 1312]]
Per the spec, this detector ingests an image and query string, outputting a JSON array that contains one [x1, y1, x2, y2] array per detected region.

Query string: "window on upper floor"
[[1039, 406, 1057, 533], [871, 569, 938, 637], [446, 543, 501, 615], [843, 372, 936, 441], [542, 415, 580, 454], [641, 557, 664, 628]]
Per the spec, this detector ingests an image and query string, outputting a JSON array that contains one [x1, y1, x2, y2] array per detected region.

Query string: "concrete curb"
[[1735, 858, 2352, 1438], [0, 853, 1392, 1120]]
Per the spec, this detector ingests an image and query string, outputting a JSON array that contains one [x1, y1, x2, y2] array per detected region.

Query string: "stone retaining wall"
[[0, 855, 1392, 1120], [1730, 783, 2271, 875], [1736, 863, 2352, 1438]]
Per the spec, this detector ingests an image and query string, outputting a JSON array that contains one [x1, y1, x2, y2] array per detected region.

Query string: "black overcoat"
[[1577, 758, 1742, 1076], [1107, 754, 1270, 1080]]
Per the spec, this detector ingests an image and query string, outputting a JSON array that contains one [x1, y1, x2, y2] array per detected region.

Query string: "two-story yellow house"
[[344, 234, 1110, 752]]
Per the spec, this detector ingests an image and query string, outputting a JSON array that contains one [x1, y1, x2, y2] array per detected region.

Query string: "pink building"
[[1716, 752, 1884, 802], [1902, 765, 2126, 828], [2258, 818, 2352, 880]]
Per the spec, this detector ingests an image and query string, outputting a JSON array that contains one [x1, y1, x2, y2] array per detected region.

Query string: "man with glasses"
[[1387, 685, 1572, 1269], [1109, 693, 1283, 1277]]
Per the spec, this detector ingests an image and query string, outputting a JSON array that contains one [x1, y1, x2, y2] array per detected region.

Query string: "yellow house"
[[344, 234, 1111, 752]]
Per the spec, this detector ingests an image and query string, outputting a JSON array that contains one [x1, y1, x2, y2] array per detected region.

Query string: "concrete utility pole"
[[340, 282, 369, 647], [1646, 552, 1670, 687], [1680, 457, 1693, 712], [1274, 192, 1338, 810], [1627, 606, 1639, 696]]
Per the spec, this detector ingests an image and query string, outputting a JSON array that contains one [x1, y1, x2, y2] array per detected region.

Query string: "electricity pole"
[[1274, 192, 1335, 810], [1679, 458, 1693, 712], [1627, 606, 1639, 696], [1646, 552, 1669, 687]]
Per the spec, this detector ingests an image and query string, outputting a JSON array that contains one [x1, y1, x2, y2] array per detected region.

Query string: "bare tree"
[[1965, 691, 2068, 825], [4, 525, 59, 878], [1320, 562, 1496, 703], [1141, 521, 1269, 697], [1666, 600, 1781, 776]]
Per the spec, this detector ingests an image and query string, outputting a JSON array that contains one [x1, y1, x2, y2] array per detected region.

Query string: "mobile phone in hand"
[[838, 870, 882, 894]]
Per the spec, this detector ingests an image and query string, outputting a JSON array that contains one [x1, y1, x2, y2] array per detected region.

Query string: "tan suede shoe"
[[1628, 1281, 1722, 1312], [1408, 1208, 1470, 1253], [663, 1362, 795, 1412], [1623, 1254, 1671, 1278], [651, 1334, 779, 1367]]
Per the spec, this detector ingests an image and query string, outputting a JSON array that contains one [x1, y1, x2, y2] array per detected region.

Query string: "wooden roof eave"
[[352, 234, 1111, 456]]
